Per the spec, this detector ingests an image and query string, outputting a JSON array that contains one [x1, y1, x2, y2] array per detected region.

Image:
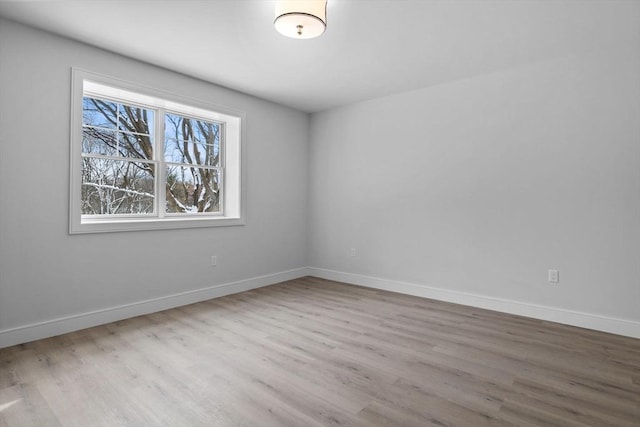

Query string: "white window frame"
[[70, 68, 246, 234]]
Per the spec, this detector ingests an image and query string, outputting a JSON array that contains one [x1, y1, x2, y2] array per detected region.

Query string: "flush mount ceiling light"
[[274, 0, 327, 39]]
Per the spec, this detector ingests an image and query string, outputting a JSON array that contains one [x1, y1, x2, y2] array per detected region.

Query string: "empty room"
[[0, 0, 638, 426]]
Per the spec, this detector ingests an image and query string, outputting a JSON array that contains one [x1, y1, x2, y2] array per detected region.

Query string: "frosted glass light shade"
[[274, 0, 327, 39]]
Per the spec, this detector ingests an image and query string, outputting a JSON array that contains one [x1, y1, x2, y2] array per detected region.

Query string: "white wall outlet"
[[349, 248, 356, 257], [211, 256, 217, 267], [548, 269, 559, 283]]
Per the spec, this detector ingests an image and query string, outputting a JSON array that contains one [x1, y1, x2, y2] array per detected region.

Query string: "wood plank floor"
[[0, 277, 638, 426]]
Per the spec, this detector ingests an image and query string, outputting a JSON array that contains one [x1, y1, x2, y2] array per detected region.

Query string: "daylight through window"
[[70, 70, 244, 233]]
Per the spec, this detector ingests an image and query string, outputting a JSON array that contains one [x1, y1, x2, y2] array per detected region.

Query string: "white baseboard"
[[308, 268, 640, 339], [0, 267, 310, 349], [3, 266, 637, 348]]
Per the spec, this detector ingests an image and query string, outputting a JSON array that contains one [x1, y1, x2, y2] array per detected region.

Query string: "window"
[[70, 69, 245, 233]]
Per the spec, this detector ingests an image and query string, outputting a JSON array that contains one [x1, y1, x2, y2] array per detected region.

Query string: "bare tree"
[[82, 98, 221, 215]]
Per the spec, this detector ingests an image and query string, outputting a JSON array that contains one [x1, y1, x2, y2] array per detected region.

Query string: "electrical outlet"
[[211, 256, 217, 267], [349, 248, 356, 257], [548, 269, 559, 283]]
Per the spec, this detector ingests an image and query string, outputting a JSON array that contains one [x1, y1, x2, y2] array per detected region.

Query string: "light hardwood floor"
[[0, 277, 638, 426]]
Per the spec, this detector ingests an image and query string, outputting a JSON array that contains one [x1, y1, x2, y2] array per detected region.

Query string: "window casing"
[[70, 69, 245, 233]]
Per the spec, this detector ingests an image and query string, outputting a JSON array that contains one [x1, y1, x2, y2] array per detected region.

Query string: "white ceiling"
[[0, 0, 637, 112]]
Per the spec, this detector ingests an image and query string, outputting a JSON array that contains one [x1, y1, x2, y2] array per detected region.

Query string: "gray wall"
[[0, 19, 309, 332], [309, 45, 640, 323], [1, 16, 639, 343]]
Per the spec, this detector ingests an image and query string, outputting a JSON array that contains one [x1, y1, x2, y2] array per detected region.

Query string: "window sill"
[[70, 216, 245, 234]]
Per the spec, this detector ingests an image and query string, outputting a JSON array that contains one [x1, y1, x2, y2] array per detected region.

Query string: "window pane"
[[165, 166, 220, 213], [165, 113, 220, 167], [82, 157, 155, 215], [164, 113, 184, 141], [191, 120, 220, 147], [118, 104, 154, 136], [83, 98, 154, 159], [118, 132, 153, 160], [83, 97, 117, 129], [164, 138, 219, 166], [82, 127, 118, 156]]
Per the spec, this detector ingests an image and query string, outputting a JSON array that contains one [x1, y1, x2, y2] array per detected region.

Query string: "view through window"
[[70, 70, 244, 233]]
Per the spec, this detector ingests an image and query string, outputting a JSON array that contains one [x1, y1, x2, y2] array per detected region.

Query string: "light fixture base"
[[274, 0, 327, 39]]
